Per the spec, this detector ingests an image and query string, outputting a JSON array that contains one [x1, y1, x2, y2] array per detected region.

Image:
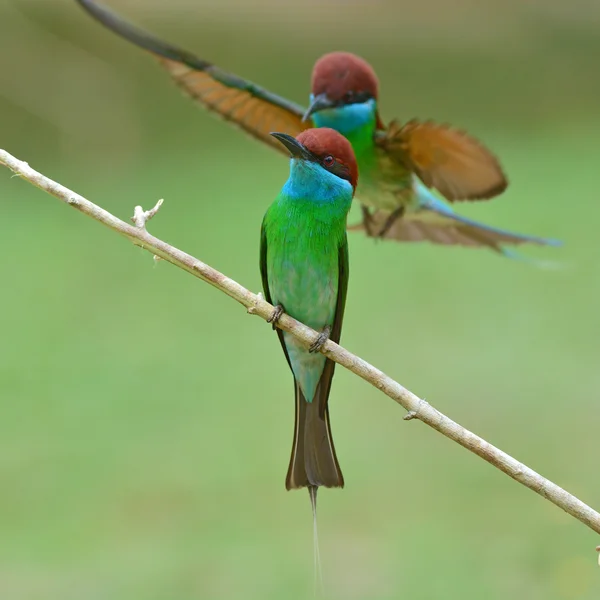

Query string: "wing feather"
[[316, 238, 348, 418], [259, 220, 293, 369], [376, 119, 508, 201], [77, 0, 310, 153], [349, 210, 558, 251]]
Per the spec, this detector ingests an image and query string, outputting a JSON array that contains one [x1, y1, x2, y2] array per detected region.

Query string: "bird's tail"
[[286, 380, 344, 491], [413, 180, 563, 253], [287, 373, 341, 596], [309, 486, 324, 596]]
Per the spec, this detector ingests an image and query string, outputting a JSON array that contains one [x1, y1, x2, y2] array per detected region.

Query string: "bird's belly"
[[270, 261, 337, 332], [356, 177, 402, 211], [268, 254, 338, 402], [355, 148, 414, 212]]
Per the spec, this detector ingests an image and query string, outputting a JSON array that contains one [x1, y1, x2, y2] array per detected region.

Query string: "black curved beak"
[[270, 132, 316, 161], [302, 93, 336, 122]]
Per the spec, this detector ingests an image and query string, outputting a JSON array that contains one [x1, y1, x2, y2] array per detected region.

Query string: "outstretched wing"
[[76, 0, 310, 153], [375, 119, 508, 201], [349, 208, 560, 253]]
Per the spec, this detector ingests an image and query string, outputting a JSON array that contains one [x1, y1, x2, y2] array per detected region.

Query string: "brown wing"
[[159, 59, 309, 153], [376, 119, 508, 201], [348, 209, 560, 251], [76, 0, 310, 154]]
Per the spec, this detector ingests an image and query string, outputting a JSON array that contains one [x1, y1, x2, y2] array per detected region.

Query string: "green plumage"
[[260, 159, 352, 490]]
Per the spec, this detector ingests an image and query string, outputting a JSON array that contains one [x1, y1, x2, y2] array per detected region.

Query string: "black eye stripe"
[[329, 162, 351, 183], [313, 154, 352, 184], [338, 91, 373, 106]]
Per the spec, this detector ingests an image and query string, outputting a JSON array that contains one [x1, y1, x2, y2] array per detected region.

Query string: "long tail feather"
[[414, 180, 563, 248], [496, 247, 567, 270], [309, 486, 324, 597]]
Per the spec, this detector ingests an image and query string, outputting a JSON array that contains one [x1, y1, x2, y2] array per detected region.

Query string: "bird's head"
[[271, 128, 359, 195], [303, 52, 383, 131]]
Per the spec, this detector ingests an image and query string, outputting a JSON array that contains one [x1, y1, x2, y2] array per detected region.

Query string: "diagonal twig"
[[1, 148, 599, 544]]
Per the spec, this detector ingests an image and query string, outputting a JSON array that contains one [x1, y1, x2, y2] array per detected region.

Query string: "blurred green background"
[[1, 0, 599, 598]]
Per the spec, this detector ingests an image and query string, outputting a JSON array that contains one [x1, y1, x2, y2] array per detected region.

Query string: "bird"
[[261, 127, 355, 502], [261, 127, 354, 586], [75, 0, 561, 257]]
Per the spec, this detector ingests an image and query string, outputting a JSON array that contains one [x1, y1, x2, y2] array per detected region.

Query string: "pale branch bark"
[[2, 148, 599, 543], [132, 198, 163, 229]]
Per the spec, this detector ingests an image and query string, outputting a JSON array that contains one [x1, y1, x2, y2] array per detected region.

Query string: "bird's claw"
[[309, 325, 332, 353], [361, 205, 375, 238], [267, 304, 284, 330], [377, 206, 405, 239]]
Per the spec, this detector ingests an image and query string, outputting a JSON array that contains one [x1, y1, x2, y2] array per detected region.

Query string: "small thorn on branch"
[[131, 198, 164, 229], [404, 410, 418, 421], [247, 292, 264, 315], [596, 545, 600, 566]]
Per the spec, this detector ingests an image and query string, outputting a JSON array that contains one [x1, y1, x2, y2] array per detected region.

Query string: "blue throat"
[[281, 160, 353, 207], [310, 96, 377, 137]]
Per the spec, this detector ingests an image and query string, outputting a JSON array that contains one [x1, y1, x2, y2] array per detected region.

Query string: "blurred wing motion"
[[350, 210, 558, 251], [350, 182, 561, 255], [376, 119, 508, 201], [76, 0, 310, 153]]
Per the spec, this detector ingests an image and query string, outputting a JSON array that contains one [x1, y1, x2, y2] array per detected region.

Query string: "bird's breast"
[[355, 147, 415, 212], [268, 247, 338, 332]]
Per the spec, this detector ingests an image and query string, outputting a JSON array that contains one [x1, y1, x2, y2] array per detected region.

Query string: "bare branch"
[[2, 148, 599, 543], [131, 198, 164, 229]]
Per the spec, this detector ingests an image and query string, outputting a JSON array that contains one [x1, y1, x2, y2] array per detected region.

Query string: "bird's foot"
[[361, 205, 375, 238], [309, 325, 332, 353], [377, 206, 405, 239], [267, 304, 284, 330]]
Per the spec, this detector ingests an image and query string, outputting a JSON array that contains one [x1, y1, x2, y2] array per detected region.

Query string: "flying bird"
[[76, 0, 561, 257]]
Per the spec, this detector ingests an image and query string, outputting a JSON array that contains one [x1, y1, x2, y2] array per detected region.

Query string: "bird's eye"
[[344, 91, 355, 102], [323, 156, 335, 167]]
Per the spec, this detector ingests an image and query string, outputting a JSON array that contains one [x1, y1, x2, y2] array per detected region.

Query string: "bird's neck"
[[278, 160, 353, 223], [311, 98, 377, 158], [282, 161, 353, 205]]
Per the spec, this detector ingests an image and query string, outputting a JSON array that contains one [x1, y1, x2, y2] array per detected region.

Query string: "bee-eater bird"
[[76, 0, 561, 256], [261, 127, 355, 500]]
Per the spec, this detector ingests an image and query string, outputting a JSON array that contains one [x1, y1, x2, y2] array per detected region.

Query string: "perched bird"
[[261, 127, 355, 500], [75, 0, 561, 256]]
